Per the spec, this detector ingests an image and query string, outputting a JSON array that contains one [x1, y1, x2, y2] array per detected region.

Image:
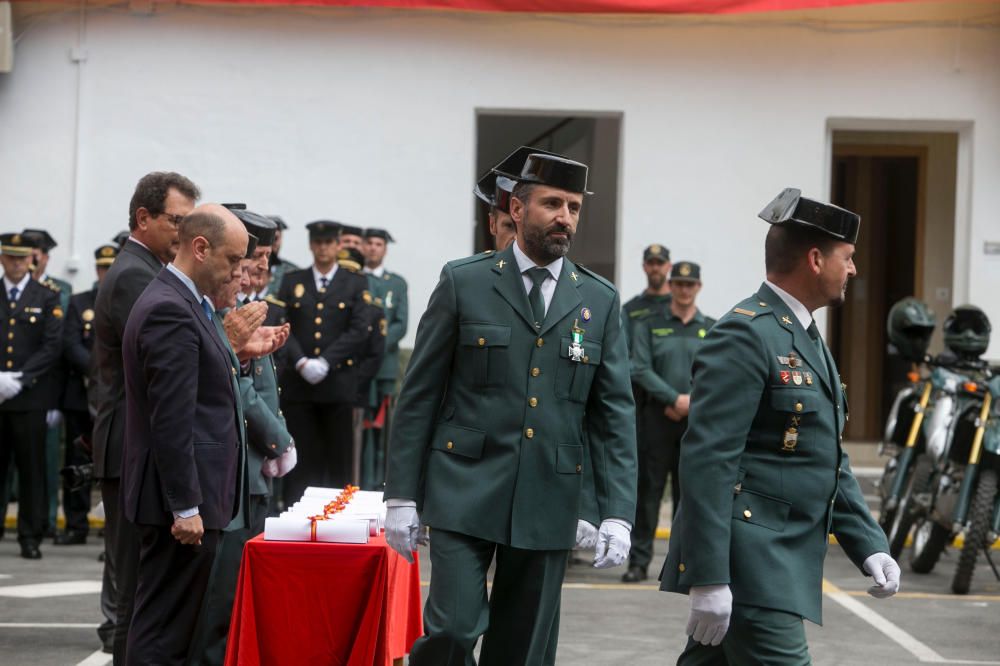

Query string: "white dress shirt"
[[764, 279, 813, 331], [3, 273, 31, 302], [312, 265, 337, 292], [512, 241, 562, 317]]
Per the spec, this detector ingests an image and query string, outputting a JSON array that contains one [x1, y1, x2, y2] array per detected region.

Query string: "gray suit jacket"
[[91, 239, 162, 480]]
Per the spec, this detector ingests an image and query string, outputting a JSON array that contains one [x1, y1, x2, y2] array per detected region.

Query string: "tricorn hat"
[[244, 233, 259, 260], [21, 228, 57, 252], [267, 215, 288, 230], [112, 230, 130, 248], [231, 209, 277, 247], [498, 153, 593, 196], [339, 224, 365, 239], [758, 188, 860, 245], [475, 146, 563, 213]]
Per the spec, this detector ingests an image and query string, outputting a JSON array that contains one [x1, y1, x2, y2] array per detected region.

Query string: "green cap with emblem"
[[643, 244, 670, 262], [670, 261, 701, 283]]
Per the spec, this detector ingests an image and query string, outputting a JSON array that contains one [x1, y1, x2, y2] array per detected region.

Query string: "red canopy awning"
[[174, 0, 928, 14]]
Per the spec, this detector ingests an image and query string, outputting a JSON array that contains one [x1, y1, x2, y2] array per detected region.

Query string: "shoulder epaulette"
[[574, 263, 615, 292], [448, 252, 497, 269], [44, 280, 61, 293], [731, 297, 770, 319], [264, 294, 286, 308]]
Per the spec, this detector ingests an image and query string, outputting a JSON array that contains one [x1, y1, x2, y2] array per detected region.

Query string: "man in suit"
[[189, 208, 294, 666], [121, 204, 248, 665], [56, 244, 119, 547], [385, 153, 637, 665], [92, 171, 200, 663], [0, 232, 64, 559], [660, 189, 900, 664], [278, 221, 371, 503]]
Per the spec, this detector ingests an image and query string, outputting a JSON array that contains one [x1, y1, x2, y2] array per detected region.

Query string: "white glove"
[[46, 409, 63, 428], [385, 504, 422, 564], [0, 372, 23, 401], [276, 445, 297, 477], [593, 519, 631, 568], [687, 584, 732, 646], [575, 520, 598, 550], [313, 357, 330, 381], [863, 552, 901, 598], [260, 458, 279, 478], [298, 358, 327, 385]]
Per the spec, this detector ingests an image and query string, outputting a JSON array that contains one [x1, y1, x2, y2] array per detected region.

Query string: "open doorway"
[[474, 111, 622, 281], [829, 131, 959, 441]]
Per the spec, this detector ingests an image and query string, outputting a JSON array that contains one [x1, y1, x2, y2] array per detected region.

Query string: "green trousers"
[[678, 603, 811, 666], [411, 529, 568, 666]]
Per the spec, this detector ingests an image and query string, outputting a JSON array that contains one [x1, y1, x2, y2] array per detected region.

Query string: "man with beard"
[[622, 244, 672, 351], [91, 171, 199, 663], [660, 189, 899, 664], [121, 204, 249, 665], [385, 153, 637, 665]]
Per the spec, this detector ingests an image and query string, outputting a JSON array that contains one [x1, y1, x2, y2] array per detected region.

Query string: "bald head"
[[174, 203, 249, 299]]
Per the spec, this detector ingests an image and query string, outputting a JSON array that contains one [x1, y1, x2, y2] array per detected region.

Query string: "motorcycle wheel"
[[909, 516, 951, 574], [887, 456, 932, 559], [951, 468, 998, 595], [878, 457, 899, 536]]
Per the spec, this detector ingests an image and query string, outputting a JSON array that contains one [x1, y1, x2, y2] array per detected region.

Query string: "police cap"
[[643, 244, 670, 263], [306, 220, 341, 241], [364, 228, 395, 243], [0, 233, 38, 257], [670, 261, 701, 283], [94, 244, 119, 267], [21, 228, 57, 252]]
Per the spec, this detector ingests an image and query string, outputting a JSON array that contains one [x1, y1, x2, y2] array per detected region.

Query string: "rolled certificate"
[[265, 516, 371, 543], [264, 517, 312, 541]]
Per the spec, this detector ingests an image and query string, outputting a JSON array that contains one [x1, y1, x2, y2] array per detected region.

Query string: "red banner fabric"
[[180, 0, 920, 14], [225, 534, 423, 666]]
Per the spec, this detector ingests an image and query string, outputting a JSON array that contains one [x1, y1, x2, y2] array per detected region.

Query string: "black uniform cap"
[[231, 209, 277, 247], [94, 244, 119, 267], [337, 247, 366, 273], [244, 233, 259, 260], [670, 261, 701, 282], [0, 233, 38, 257], [306, 220, 341, 241], [476, 145, 562, 213], [339, 225, 364, 239], [221, 203, 247, 211], [112, 230, 130, 248], [364, 228, 395, 242], [267, 215, 288, 230], [496, 153, 592, 196], [758, 188, 860, 245], [21, 228, 57, 252]]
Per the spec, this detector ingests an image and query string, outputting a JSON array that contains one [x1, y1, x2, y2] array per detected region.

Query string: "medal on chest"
[[568, 319, 586, 363]]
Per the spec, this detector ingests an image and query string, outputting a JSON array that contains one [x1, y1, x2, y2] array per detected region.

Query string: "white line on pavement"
[[75, 649, 112, 666], [0, 580, 102, 598], [853, 466, 884, 476], [0, 623, 99, 628], [823, 580, 1000, 665]]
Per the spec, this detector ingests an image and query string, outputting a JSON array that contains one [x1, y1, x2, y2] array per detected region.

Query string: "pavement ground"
[[1, 464, 998, 665]]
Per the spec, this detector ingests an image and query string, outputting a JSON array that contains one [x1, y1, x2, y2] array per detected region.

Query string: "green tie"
[[807, 320, 831, 383], [527, 267, 549, 329]]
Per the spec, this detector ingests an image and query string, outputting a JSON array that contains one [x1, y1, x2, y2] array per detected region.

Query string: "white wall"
[[2, 2, 998, 354]]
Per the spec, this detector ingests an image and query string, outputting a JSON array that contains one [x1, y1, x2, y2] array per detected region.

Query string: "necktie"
[[320, 277, 329, 291], [526, 267, 549, 328], [8, 287, 18, 304], [201, 297, 213, 322], [807, 320, 831, 382]]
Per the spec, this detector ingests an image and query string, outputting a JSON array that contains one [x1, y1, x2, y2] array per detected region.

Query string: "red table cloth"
[[225, 533, 423, 666]]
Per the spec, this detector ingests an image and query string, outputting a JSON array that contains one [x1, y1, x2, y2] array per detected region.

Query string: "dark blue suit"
[[121, 268, 245, 665]]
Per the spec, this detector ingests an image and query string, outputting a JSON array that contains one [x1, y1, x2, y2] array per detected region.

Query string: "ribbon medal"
[[568, 319, 586, 363]]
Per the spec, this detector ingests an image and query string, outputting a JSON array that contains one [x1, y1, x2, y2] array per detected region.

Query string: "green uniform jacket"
[[660, 283, 887, 624], [268, 258, 299, 295], [369, 270, 408, 384], [385, 244, 637, 551], [238, 347, 294, 497], [630, 309, 715, 407], [621, 292, 670, 354]]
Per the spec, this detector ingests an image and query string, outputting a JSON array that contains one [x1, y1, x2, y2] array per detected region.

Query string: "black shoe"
[[19, 542, 42, 560], [621, 565, 647, 583], [54, 530, 87, 546]]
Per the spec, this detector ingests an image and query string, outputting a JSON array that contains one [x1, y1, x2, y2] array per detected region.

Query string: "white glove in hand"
[[575, 520, 598, 550], [299, 359, 326, 385], [275, 445, 297, 477], [687, 584, 732, 646], [46, 409, 63, 428], [313, 357, 330, 382], [593, 519, 631, 568], [260, 458, 279, 478], [385, 505, 421, 563], [863, 552, 901, 598], [0, 372, 23, 401]]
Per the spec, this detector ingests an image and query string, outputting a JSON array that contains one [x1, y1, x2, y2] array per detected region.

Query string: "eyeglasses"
[[158, 213, 185, 227]]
